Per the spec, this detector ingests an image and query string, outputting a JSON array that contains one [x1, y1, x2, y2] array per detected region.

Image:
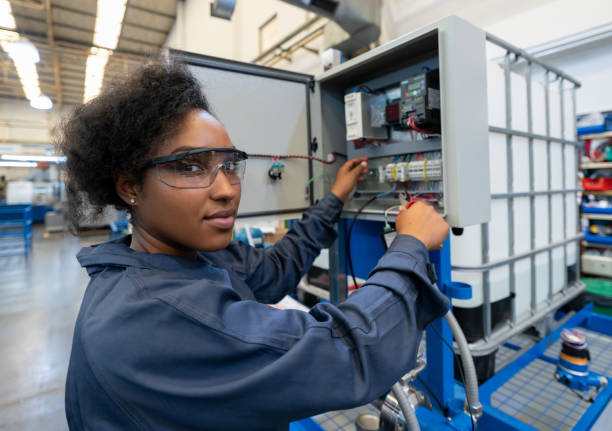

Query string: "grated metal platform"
[[490, 328, 612, 431]]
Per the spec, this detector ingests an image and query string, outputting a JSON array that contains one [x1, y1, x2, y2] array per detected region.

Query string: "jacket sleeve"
[[83, 235, 450, 431], [224, 192, 344, 303]]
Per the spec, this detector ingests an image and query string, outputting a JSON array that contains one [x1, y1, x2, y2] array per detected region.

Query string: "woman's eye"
[[177, 163, 207, 174]]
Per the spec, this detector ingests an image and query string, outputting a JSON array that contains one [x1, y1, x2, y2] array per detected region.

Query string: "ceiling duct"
[[279, 0, 381, 55], [210, 0, 380, 55]]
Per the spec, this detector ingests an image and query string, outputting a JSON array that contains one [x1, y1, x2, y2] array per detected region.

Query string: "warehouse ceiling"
[[0, 0, 178, 108]]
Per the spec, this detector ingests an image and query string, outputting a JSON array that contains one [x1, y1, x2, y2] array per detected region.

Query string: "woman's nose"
[[209, 166, 240, 200]]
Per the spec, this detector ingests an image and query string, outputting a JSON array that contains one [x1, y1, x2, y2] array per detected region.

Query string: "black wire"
[[346, 196, 378, 290], [416, 375, 447, 416], [428, 322, 476, 431]]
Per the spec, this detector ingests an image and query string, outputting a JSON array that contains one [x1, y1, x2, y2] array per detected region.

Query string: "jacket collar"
[[77, 235, 213, 277]]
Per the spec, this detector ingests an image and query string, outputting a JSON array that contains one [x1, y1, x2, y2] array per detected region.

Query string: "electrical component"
[[344, 92, 389, 141], [382, 159, 442, 183], [385, 100, 400, 125], [407, 159, 442, 182], [268, 160, 284, 180], [400, 69, 440, 131]]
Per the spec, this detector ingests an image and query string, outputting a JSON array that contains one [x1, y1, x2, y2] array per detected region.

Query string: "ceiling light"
[[6, 39, 39, 63], [30, 94, 53, 110], [0, 161, 38, 168], [83, 0, 127, 102], [0, 0, 16, 29], [0, 36, 45, 106], [2, 154, 66, 163], [83, 48, 110, 102], [93, 0, 128, 50]]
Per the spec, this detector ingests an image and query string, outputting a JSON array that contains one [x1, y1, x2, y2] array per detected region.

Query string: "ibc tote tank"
[[449, 38, 581, 354]]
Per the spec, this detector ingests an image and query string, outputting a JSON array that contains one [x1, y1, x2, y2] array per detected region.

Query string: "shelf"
[[583, 213, 612, 221], [584, 232, 612, 246], [579, 131, 612, 140], [582, 240, 612, 249], [581, 161, 612, 169], [582, 205, 612, 215], [583, 190, 612, 196]]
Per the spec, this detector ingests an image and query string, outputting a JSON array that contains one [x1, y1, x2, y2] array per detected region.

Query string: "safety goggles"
[[147, 147, 248, 189]]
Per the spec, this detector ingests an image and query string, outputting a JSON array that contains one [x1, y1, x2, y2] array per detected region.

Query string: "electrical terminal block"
[[384, 163, 396, 182], [395, 162, 407, 182], [382, 159, 443, 183], [407, 159, 442, 182]]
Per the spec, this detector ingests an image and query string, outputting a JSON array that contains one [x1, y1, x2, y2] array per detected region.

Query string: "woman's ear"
[[115, 174, 140, 207]]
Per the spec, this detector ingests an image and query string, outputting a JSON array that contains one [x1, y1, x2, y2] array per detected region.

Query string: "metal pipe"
[[504, 53, 516, 333], [452, 234, 584, 272], [488, 126, 580, 147], [485, 33, 581, 87], [391, 383, 421, 431], [265, 26, 326, 67], [572, 87, 582, 278], [482, 222, 492, 332], [560, 79, 568, 291], [492, 189, 582, 199], [545, 73, 554, 304], [252, 17, 322, 63], [527, 62, 536, 315]]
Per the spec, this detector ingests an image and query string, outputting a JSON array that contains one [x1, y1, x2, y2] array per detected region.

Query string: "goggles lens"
[[155, 150, 246, 189]]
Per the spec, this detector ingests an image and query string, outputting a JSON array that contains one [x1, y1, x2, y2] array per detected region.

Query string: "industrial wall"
[[165, 0, 612, 114]]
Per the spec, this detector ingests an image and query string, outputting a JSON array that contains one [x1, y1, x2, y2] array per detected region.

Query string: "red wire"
[[408, 115, 440, 135]]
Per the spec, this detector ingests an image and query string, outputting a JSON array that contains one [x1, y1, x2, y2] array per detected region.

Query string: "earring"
[[129, 198, 135, 204]]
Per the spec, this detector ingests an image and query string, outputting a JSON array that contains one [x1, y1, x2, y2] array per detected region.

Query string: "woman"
[[61, 60, 450, 431]]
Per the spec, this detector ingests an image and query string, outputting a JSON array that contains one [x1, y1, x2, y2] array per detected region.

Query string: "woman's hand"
[[396, 201, 449, 250], [330, 157, 369, 203]]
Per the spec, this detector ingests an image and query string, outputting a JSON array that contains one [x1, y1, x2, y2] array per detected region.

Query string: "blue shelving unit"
[[584, 232, 612, 246], [0, 204, 33, 258], [582, 205, 612, 215]]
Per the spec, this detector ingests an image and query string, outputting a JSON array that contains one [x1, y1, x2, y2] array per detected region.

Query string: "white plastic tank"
[[449, 41, 580, 340]]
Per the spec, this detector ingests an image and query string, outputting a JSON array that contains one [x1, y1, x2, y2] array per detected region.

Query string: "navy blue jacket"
[[65, 193, 449, 431]]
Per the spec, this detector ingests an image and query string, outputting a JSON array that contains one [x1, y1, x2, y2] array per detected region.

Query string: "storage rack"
[[0, 204, 33, 258], [580, 132, 612, 278]]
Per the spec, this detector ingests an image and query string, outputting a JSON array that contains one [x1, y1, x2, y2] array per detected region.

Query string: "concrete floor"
[[0, 227, 107, 431]]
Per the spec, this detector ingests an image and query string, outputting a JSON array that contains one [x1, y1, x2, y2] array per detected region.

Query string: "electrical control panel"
[[314, 16, 491, 228]]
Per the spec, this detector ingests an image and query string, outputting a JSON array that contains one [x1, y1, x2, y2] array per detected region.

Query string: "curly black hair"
[[57, 58, 210, 231]]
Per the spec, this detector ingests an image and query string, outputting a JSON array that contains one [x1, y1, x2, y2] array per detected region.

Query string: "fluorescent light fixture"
[[0, 0, 16, 29], [0, 161, 38, 168], [0, 30, 50, 109], [83, 48, 110, 102], [6, 39, 39, 63], [93, 0, 128, 50], [1, 154, 66, 163], [83, 0, 127, 102], [30, 94, 53, 110]]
